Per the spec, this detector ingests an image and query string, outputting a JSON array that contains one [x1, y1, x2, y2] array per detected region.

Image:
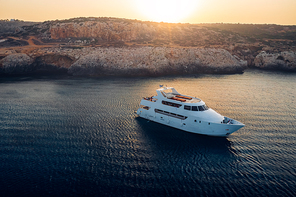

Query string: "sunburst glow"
[[135, 0, 199, 23]]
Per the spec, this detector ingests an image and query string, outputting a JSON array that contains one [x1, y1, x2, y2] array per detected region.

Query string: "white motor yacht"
[[136, 86, 244, 137]]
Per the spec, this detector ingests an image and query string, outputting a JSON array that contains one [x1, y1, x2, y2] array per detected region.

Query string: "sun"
[[135, 0, 199, 23]]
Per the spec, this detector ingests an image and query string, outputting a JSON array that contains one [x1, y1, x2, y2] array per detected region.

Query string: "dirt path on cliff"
[[27, 36, 37, 46], [0, 36, 60, 55]]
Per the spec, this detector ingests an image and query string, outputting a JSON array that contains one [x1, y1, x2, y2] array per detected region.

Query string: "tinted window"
[[184, 105, 191, 110], [192, 106, 198, 111], [162, 100, 182, 108], [204, 105, 209, 110], [198, 106, 204, 111]]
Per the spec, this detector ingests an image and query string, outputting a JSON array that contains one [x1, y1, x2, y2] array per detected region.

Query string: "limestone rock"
[[0, 53, 75, 75], [254, 51, 296, 71], [68, 47, 247, 76], [50, 21, 155, 42], [31, 54, 74, 74], [0, 53, 34, 75], [0, 46, 248, 76]]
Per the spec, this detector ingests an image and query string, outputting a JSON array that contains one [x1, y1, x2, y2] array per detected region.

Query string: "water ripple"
[[0, 70, 296, 196]]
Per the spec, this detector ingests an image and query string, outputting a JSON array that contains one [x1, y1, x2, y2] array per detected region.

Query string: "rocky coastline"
[[1, 17, 295, 77], [0, 47, 248, 76]]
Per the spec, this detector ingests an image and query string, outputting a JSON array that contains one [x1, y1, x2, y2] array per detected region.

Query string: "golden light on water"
[[134, 0, 199, 23]]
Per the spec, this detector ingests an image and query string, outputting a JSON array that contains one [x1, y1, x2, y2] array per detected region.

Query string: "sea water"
[[0, 69, 295, 196]]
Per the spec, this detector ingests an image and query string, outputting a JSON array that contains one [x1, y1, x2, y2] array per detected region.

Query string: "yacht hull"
[[137, 108, 244, 137]]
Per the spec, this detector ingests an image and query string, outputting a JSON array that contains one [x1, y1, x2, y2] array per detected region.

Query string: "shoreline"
[[1, 68, 295, 81], [1, 46, 295, 77], [0, 46, 248, 77]]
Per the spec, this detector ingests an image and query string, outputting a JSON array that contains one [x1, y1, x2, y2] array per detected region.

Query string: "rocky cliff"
[[0, 53, 34, 74], [0, 47, 247, 76], [50, 20, 155, 42], [254, 51, 296, 71], [1, 17, 296, 76]]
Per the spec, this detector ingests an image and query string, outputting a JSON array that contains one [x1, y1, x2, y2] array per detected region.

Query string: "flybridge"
[[157, 86, 201, 103]]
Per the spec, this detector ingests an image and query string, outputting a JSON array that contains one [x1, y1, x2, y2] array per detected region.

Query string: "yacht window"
[[197, 105, 209, 111], [140, 105, 150, 110], [192, 106, 198, 111], [162, 100, 182, 108], [155, 109, 187, 120], [198, 106, 205, 111], [184, 105, 191, 110]]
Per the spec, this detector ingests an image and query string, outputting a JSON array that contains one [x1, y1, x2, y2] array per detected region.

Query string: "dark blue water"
[[0, 69, 295, 197]]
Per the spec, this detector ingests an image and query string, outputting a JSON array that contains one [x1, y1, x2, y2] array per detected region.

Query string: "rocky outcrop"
[[31, 54, 74, 74], [50, 21, 155, 42], [0, 19, 38, 34], [254, 51, 296, 71], [2, 17, 296, 73], [68, 47, 247, 76], [0, 47, 247, 76], [46, 19, 296, 71], [46, 18, 247, 48], [0, 53, 34, 75], [0, 53, 74, 75]]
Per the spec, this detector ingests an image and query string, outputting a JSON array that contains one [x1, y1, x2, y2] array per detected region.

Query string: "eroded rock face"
[[31, 54, 75, 74], [68, 47, 247, 76], [0, 53, 34, 75], [0, 53, 75, 75], [254, 51, 296, 71], [0, 47, 248, 76], [50, 21, 155, 42]]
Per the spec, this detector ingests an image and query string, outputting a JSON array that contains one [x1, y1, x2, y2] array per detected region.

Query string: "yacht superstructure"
[[136, 86, 244, 137]]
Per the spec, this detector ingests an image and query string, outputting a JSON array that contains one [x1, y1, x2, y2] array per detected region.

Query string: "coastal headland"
[[1, 17, 295, 76]]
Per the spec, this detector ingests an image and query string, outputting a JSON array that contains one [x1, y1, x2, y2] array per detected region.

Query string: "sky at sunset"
[[1, 0, 296, 25]]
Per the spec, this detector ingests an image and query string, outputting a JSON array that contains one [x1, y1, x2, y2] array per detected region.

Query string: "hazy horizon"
[[1, 0, 296, 25], [2, 17, 296, 27]]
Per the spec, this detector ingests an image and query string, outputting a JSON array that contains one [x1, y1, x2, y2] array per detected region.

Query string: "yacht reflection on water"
[[135, 117, 236, 157]]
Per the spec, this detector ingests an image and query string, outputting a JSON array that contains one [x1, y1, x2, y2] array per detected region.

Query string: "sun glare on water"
[[135, 0, 199, 23]]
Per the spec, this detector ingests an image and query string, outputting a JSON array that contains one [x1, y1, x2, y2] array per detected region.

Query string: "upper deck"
[[156, 86, 201, 103]]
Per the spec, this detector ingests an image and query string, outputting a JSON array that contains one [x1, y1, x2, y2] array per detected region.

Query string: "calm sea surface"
[[0, 69, 295, 197]]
